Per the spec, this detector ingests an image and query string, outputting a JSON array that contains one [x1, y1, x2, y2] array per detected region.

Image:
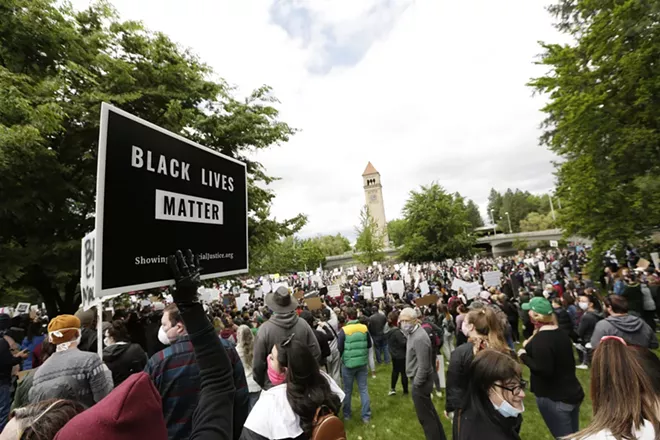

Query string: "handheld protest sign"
[[95, 103, 248, 297], [305, 297, 323, 311], [415, 294, 439, 307]]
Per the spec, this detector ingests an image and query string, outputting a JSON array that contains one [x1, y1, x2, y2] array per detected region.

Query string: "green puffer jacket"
[[339, 320, 369, 368]]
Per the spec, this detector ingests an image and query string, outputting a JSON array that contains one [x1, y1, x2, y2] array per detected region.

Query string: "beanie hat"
[[75, 308, 95, 328], [54, 372, 167, 440], [48, 315, 81, 345]]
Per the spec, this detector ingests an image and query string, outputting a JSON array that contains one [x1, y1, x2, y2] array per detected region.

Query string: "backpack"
[[312, 406, 346, 440], [421, 322, 442, 348]]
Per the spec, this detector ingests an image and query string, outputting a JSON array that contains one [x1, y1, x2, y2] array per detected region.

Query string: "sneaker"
[[388, 390, 396, 396], [576, 364, 589, 370], [372, 374, 377, 379], [362, 418, 371, 425]]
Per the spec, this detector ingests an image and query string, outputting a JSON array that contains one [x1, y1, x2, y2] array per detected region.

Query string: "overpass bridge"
[[323, 229, 592, 267], [476, 228, 591, 256]]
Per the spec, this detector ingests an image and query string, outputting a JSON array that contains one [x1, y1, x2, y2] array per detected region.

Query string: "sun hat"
[[265, 286, 299, 314], [521, 296, 553, 316]]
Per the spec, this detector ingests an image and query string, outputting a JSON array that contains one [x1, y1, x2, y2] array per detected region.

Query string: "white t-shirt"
[[243, 371, 344, 439], [578, 420, 655, 440]]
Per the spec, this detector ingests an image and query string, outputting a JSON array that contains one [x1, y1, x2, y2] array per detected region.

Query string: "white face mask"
[[158, 326, 173, 345], [578, 302, 589, 311], [49, 328, 81, 352], [104, 337, 112, 347]]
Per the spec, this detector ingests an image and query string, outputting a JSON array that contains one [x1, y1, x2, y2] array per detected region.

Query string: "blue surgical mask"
[[493, 393, 524, 418]]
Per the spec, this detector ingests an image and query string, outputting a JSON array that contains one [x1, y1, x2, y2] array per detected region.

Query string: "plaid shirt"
[[145, 335, 248, 440]]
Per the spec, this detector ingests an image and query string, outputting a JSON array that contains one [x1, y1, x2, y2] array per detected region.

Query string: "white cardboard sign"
[[81, 230, 98, 311]]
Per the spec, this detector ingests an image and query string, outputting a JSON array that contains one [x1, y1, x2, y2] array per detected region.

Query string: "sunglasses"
[[494, 379, 527, 396]]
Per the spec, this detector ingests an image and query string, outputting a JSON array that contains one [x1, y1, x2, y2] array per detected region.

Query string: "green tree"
[[354, 206, 386, 265], [529, 0, 660, 270], [309, 234, 351, 256], [512, 238, 530, 251], [0, 0, 305, 315], [387, 219, 408, 247], [487, 188, 503, 224], [399, 184, 475, 262], [520, 212, 557, 232], [465, 200, 484, 228]]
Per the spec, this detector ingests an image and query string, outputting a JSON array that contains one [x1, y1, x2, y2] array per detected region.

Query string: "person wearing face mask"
[[519, 297, 584, 439], [145, 303, 250, 440], [241, 338, 344, 440], [458, 349, 525, 440], [575, 294, 603, 368], [29, 315, 113, 407], [399, 307, 446, 440], [102, 320, 148, 387], [446, 306, 511, 439]]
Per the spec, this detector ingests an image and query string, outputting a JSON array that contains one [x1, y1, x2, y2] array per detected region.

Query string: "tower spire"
[[362, 162, 379, 176]]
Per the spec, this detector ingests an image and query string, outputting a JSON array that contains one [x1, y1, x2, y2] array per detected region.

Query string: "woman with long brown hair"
[[446, 306, 511, 438], [519, 297, 584, 439], [572, 336, 660, 440]]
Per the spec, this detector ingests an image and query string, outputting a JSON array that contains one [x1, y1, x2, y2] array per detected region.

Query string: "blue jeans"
[[0, 383, 11, 432], [372, 334, 390, 364], [342, 365, 371, 421], [536, 396, 580, 439]]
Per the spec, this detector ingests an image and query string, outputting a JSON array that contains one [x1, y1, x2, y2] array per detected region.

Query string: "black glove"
[[168, 249, 202, 304]]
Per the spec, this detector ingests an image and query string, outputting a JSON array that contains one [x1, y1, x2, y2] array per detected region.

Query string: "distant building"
[[362, 162, 389, 247]]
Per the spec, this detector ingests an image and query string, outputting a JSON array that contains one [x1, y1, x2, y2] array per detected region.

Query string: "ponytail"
[[466, 308, 509, 355]]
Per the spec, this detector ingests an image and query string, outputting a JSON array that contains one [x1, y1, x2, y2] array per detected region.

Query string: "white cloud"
[[72, 0, 564, 240]]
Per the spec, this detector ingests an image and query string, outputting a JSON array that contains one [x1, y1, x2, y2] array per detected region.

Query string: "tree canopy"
[[487, 188, 555, 233], [0, 0, 305, 314], [529, 0, 660, 263], [387, 219, 408, 248], [354, 206, 386, 265], [465, 199, 485, 229], [399, 184, 475, 262]]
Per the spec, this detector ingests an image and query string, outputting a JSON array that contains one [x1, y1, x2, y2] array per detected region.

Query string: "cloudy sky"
[[73, 0, 564, 240]]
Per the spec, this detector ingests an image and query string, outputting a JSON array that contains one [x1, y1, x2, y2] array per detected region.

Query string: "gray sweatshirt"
[[405, 324, 434, 388], [29, 348, 113, 407], [591, 314, 659, 350], [253, 312, 322, 390]]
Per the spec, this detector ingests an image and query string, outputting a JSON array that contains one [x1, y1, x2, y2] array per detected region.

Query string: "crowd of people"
[[0, 247, 659, 440]]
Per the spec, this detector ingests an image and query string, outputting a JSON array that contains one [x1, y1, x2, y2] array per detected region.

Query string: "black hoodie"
[[103, 342, 148, 386]]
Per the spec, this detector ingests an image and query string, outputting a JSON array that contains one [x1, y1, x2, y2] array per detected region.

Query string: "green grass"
[[343, 354, 593, 440]]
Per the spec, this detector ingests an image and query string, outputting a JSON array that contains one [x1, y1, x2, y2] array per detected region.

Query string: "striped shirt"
[[145, 335, 249, 440]]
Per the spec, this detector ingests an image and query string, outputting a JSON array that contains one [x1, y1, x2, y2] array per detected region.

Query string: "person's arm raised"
[[169, 250, 235, 440]]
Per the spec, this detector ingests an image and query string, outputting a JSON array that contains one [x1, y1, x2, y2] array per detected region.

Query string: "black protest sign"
[[95, 103, 248, 296]]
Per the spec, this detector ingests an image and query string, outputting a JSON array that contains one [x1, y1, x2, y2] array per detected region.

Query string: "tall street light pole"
[[505, 212, 513, 234]]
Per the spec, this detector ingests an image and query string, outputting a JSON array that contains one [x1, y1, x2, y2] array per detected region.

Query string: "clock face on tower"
[[369, 193, 377, 203]]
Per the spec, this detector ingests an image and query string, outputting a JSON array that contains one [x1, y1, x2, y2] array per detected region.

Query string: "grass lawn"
[[343, 354, 593, 440]]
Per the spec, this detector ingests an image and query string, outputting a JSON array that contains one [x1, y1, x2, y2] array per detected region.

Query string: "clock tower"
[[362, 162, 389, 247]]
